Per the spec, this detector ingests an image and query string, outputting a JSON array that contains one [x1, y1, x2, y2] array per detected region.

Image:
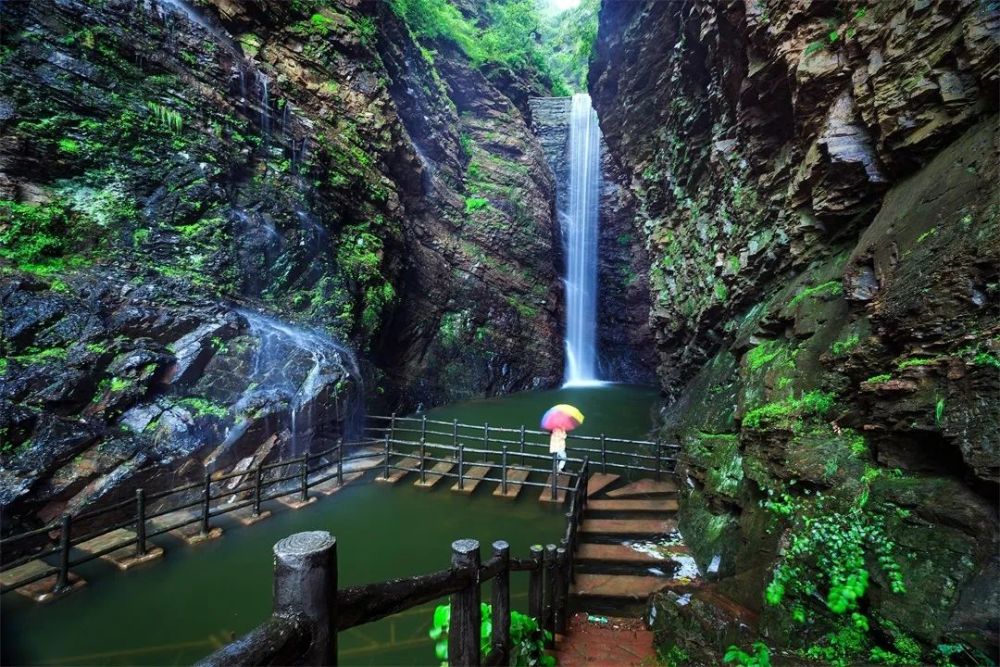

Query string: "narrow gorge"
[[1, 0, 997, 665]]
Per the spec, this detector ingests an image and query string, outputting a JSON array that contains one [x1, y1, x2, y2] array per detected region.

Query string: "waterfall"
[[238, 311, 363, 454], [563, 93, 603, 387]]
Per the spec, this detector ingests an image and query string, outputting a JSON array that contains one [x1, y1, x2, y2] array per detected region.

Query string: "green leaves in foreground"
[[429, 602, 554, 666]]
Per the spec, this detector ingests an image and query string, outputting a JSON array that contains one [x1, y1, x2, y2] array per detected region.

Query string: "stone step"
[[450, 465, 492, 494], [606, 479, 678, 498], [575, 543, 686, 565], [77, 528, 164, 570], [414, 459, 455, 489], [586, 499, 678, 513], [492, 469, 531, 499], [586, 473, 620, 497], [571, 573, 682, 600], [579, 518, 676, 537], [539, 473, 571, 503]]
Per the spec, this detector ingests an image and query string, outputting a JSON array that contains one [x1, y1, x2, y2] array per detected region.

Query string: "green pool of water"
[[1, 385, 659, 666]]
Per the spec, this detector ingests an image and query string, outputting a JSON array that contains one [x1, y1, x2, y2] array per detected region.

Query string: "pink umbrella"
[[540, 404, 585, 432]]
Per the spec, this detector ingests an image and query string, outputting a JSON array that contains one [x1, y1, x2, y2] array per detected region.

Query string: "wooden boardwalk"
[[492, 469, 530, 499], [450, 465, 492, 494], [414, 459, 455, 488]]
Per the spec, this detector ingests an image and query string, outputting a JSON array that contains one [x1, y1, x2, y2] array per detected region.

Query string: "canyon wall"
[[0, 0, 562, 526], [590, 0, 998, 662]]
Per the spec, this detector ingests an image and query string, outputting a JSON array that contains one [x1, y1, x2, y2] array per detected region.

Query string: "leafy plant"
[[724, 642, 771, 666], [465, 197, 489, 214], [429, 602, 554, 666]]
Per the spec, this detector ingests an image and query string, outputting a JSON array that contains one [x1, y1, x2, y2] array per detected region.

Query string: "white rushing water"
[[563, 93, 603, 387]]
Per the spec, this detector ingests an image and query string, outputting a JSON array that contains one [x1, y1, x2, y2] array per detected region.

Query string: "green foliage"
[[58, 138, 81, 154], [745, 340, 784, 372], [428, 602, 554, 666], [538, 0, 599, 92], [897, 357, 938, 370], [176, 397, 229, 419], [714, 281, 729, 302], [0, 199, 95, 275], [830, 334, 860, 357], [146, 101, 183, 133], [389, 0, 480, 59], [724, 642, 771, 667], [13, 347, 68, 365], [865, 374, 891, 384], [657, 645, 690, 667], [803, 40, 826, 57], [935, 398, 945, 425], [743, 391, 835, 429], [464, 197, 489, 214], [789, 280, 843, 307], [972, 351, 1000, 368], [109, 377, 132, 393]]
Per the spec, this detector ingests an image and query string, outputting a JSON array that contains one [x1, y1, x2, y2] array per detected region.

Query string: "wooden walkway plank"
[[376, 456, 420, 484], [586, 499, 679, 512], [77, 528, 164, 570], [553, 614, 654, 667], [313, 471, 365, 495], [450, 465, 492, 494], [572, 573, 684, 600], [586, 473, 620, 498], [539, 473, 571, 503], [579, 518, 676, 536], [414, 459, 455, 488], [492, 469, 530, 499], [150, 510, 223, 544], [0, 561, 86, 603], [606, 479, 678, 498]]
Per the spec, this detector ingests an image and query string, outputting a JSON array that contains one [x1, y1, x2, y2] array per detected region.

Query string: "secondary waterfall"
[[563, 93, 602, 386]]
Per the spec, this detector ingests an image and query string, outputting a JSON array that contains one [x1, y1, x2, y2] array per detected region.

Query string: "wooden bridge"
[[1, 415, 684, 665]]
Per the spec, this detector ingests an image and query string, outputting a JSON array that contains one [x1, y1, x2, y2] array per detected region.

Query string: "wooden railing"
[[199, 458, 591, 666], [367, 413, 679, 479]]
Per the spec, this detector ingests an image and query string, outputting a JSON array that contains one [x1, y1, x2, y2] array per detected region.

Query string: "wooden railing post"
[[273, 531, 337, 666], [201, 472, 212, 536], [383, 434, 391, 479], [421, 415, 427, 440], [600, 433, 607, 474], [542, 544, 557, 647], [135, 488, 147, 557], [53, 514, 71, 592], [336, 438, 344, 486], [253, 466, 263, 517], [551, 455, 558, 501], [565, 514, 576, 585], [449, 539, 481, 667], [518, 425, 526, 466], [491, 541, 511, 663], [554, 545, 568, 635], [483, 422, 489, 463], [457, 444, 465, 491], [299, 456, 309, 502], [452, 419, 459, 447], [500, 445, 508, 496], [655, 444, 662, 481], [390, 412, 397, 441], [419, 437, 427, 484], [528, 545, 543, 620]]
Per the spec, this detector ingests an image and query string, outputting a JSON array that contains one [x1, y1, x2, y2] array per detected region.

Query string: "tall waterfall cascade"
[[563, 93, 603, 387]]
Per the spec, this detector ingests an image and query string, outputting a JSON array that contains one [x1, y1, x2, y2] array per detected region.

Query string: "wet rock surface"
[[1, 0, 566, 522], [590, 0, 998, 661]]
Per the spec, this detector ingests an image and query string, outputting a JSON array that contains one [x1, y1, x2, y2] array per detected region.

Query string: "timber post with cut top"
[[542, 544, 557, 647], [600, 433, 607, 474], [449, 539, 481, 667], [421, 415, 427, 440], [457, 444, 465, 490], [554, 545, 567, 635], [452, 418, 458, 447], [551, 455, 558, 500], [490, 541, 511, 664], [655, 444, 662, 481], [135, 488, 147, 557], [389, 412, 397, 441], [419, 438, 427, 484], [528, 544, 543, 620], [273, 531, 337, 665]]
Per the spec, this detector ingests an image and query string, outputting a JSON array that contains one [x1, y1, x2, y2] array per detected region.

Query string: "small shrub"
[[464, 197, 489, 214]]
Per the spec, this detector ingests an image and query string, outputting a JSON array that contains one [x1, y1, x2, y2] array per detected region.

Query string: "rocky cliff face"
[[529, 96, 656, 384], [0, 0, 562, 526], [590, 0, 998, 662]]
